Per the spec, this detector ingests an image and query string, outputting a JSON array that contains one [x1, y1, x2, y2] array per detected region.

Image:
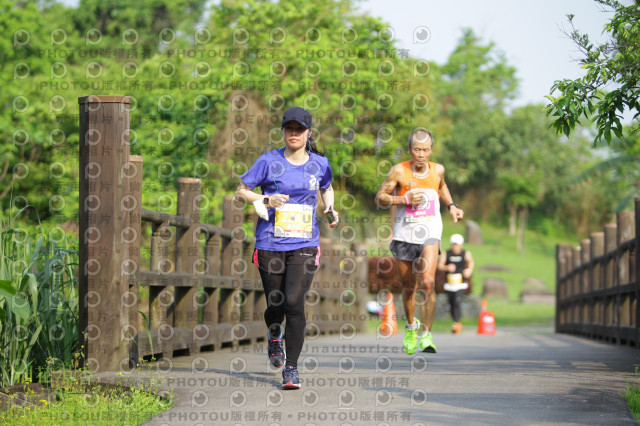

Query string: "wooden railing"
[[78, 95, 368, 371], [556, 198, 639, 348]]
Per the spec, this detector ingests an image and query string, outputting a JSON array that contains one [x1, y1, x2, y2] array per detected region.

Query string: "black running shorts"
[[390, 239, 439, 262], [252, 246, 320, 274]]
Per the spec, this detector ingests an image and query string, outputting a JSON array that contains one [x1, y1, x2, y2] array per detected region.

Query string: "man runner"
[[375, 128, 464, 354]]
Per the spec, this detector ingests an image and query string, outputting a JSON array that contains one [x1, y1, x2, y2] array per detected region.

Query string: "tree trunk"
[[516, 206, 528, 252], [508, 203, 517, 236]]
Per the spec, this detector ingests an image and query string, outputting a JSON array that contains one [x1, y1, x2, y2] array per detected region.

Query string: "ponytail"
[[307, 135, 326, 157]]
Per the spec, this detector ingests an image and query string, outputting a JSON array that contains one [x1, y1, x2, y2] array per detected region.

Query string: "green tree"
[[0, 0, 66, 217], [432, 29, 518, 197], [572, 134, 640, 211], [2, 0, 629, 242], [72, 0, 207, 51], [497, 106, 553, 249], [545, 0, 640, 144], [1, 0, 439, 231], [181, 0, 439, 226], [500, 106, 624, 237]]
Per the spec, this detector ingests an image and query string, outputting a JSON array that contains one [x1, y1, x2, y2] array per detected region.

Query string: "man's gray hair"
[[408, 128, 434, 148]]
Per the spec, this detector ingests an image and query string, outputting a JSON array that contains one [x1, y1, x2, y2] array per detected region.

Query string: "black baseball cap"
[[282, 107, 312, 129]]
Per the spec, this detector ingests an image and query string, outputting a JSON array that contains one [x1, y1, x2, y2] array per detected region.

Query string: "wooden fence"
[[78, 95, 368, 371], [556, 198, 639, 348]]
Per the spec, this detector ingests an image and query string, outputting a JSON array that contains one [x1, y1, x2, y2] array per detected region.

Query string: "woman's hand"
[[268, 194, 290, 208], [324, 207, 339, 228]]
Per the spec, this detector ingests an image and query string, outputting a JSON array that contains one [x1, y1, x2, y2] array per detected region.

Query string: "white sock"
[[407, 320, 418, 330]]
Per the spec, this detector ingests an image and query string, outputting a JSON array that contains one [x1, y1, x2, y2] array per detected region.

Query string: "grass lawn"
[[0, 377, 172, 426], [442, 219, 563, 299], [443, 220, 559, 330], [425, 300, 555, 334], [367, 300, 554, 335], [0, 362, 172, 426]]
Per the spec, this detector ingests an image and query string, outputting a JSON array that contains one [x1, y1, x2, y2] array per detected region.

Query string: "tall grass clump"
[[0, 206, 79, 387], [624, 367, 640, 422]]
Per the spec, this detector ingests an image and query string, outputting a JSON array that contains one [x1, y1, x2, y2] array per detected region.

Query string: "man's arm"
[[463, 250, 474, 278], [437, 252, 450, 272], [375, 164, 404, 207], [436, 164, 463, 222]]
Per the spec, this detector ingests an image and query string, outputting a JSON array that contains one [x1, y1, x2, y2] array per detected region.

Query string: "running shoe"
[[403, 319, 421, 355], [267, 329, 285, 368], [282, 365, 301, 389], [419, 331, 437, 353]]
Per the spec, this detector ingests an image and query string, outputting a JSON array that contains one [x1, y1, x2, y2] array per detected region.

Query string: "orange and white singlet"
[[392, 161, 443, 244]]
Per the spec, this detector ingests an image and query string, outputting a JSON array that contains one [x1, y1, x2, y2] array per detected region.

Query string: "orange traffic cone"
[[379, 293, 398, 336], [477, 300, 496, 335]]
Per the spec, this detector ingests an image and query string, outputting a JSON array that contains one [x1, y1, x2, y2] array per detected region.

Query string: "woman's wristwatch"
[[447, 202, 459, 210], [263, 196, 270, 206]]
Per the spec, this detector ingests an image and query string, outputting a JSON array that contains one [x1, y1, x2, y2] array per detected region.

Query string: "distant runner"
[[438, 233, 474, 334]]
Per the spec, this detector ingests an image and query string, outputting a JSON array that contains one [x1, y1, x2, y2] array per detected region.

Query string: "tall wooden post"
[[617, 212, 634, 341], [78, 95, 131, 372], [202, 231, 221, 350], [591, 232, 605, 333], [220, 196, 244, 343], [149, 221, 173, 359], [604, 223, 617, 336], [120, 154, 143, 368], [556, 244, 573, 332], [580, 239, 591, 328], [174, 178, 201, 354], [604, 223, 618, 290], [572, 245, 581, 324]]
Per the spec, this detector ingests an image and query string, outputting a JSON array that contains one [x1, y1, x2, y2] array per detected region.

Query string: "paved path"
[[102, 327, 638, 425]]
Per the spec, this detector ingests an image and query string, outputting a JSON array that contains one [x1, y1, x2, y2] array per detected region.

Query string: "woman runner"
[[235, 107, 338, 389]]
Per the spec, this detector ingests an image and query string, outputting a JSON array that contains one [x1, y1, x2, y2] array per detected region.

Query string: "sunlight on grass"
[[443, 219, 562, 300], [485, 299, 555, 327], [0, 385, 171, 426], [0, 366, 173, 426], [367, 299, 555, 335]]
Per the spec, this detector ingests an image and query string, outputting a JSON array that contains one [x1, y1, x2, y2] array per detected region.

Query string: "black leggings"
[[256, 249, 317, 368], [447, 290, 464, 322]]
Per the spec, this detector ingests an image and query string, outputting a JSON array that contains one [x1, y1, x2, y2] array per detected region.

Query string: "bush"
[[0, 207, 79, 387]]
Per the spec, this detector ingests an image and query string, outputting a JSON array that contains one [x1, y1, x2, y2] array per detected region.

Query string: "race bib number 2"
[[274, 204, 313, 238]]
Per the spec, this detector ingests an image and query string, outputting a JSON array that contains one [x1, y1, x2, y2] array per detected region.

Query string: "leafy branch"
[[545, 0, 640, 144]]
